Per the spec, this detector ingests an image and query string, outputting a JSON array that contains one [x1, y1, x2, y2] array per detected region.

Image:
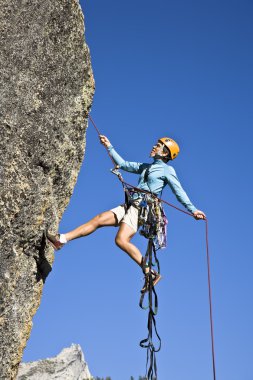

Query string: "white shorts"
[[111, 204, 139, 232]]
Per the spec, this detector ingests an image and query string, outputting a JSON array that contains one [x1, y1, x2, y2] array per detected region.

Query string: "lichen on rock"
[[0, 0, 95, 378]]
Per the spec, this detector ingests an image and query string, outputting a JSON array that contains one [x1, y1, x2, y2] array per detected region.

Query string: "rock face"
[[17, 344, 92, 380], [0, 0, 94, 378]]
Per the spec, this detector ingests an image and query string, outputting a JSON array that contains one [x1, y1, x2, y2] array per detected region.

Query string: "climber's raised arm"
[[99, 134, 146, 174]]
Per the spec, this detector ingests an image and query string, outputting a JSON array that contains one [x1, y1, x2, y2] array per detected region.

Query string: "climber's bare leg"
[[64, 211, 117, 242], [115, 222, 143, 267]]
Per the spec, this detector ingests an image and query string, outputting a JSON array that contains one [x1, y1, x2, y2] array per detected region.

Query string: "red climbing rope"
[[88, 114, 100, 135], [205, 218, 216, 380], [88, 114, 217, 380], [88, 114, 118, 167]]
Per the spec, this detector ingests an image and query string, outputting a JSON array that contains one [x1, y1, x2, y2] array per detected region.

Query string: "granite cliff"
[[0, 0, 94, 378]]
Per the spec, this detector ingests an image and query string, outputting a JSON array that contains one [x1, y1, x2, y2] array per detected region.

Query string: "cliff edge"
[[0, 0, 95, 378]]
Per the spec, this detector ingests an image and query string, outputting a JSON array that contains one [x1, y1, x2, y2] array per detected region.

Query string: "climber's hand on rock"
[[100, 135, 111, 148]]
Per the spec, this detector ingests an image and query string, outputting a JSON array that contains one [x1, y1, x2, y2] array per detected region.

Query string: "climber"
[[47, 135, 206, 292]]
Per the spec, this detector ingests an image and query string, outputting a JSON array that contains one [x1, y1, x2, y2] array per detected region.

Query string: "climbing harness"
[[88, 114, 217, 380], [117, 179, 168, 250]]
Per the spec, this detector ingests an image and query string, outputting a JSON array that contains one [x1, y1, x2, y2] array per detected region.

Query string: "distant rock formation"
[[0, 0, 94, 378], [17, 344, 92, 380]]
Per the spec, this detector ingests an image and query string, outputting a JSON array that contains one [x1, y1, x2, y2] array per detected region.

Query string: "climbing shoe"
[[46, 232, 64, 251], [141, 270, 161, 293]]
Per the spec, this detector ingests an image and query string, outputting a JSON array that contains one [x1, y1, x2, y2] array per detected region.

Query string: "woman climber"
[[47, 135, 206, 293]]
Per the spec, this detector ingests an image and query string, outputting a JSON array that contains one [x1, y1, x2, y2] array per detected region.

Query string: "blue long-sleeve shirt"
[[108, 145, 197, 213]]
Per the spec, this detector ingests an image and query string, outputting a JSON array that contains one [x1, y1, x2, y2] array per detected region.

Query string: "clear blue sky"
[[23, 1, 253, 379]]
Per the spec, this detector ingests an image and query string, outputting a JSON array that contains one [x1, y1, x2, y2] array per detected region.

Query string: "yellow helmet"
[[159, 137, 180, 160]]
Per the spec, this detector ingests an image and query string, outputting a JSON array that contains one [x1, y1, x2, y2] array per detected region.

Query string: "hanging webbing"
[[120, 180, 163, 379], [139, 240, 161, 380], [88, 114, 217, 380]]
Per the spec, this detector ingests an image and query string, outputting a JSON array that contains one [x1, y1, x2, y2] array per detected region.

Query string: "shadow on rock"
[[34, 232, 52, 283]]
